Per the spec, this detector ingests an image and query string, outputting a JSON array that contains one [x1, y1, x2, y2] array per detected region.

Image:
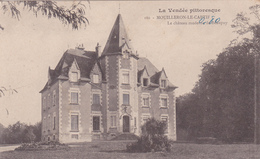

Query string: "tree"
[[194, 41, 255, 142], [1, 121, 42, 144], [177, 5, 260, 143], [0, 1, 89, 30], [176, 93, 203, 140], [126, 118, 171, 152]]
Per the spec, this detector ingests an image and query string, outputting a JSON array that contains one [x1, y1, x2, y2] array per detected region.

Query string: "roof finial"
[[119, 1, 121, 14]]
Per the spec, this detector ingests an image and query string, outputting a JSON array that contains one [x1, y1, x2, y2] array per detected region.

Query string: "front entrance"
[[123, 116, 130, 132]]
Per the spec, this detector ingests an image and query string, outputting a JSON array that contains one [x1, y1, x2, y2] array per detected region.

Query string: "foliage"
[[0, 1, 89, 30], [176, 93, 203, 140], [176, 5, 260, 143], [15, 141, 69, 151], [126, 118, 171, 152], [0, 121, 42, 144], [177, 40, 255, 142]]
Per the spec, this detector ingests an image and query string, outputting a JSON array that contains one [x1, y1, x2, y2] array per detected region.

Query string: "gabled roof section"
[[102, 14, 133, 55], [40, 48, 98, 93], [137, 57, 177, 88]]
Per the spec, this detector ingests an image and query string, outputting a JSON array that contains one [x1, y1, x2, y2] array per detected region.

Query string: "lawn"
[[1, 141, 260, 159]]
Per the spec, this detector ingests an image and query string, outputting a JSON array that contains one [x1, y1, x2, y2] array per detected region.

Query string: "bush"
[[126, 118, 171, 152], [15, 141, 69, 151]]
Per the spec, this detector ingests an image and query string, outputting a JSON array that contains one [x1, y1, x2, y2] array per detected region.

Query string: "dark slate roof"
[[137, 57, 177, 88], [137, 57, 159, 84], [54, 49, 97, 78], [40, 48, 98, 92], [102, 14, 134, 55]]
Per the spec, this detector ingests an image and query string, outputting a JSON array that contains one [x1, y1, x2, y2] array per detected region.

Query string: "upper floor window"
[[48, 94, 51, 108], [53, 91, 56, 106], [93, 74, 99, 83], [53, 116, 56, 130], [93, 94, 100, 105], [143, 96, 149, 107], [43, 97, 46, 110], [161, 79, 167, 88], [71, 72, 78, 82], [122, 72, 129, 84], [143, 78, 149, 86], [71, 92, 78, 104], [123, 94, 130, 105], [160, 94, 168, 108]]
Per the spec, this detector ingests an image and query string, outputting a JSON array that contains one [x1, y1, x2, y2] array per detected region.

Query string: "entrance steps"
[[111, 133, 138, 141]]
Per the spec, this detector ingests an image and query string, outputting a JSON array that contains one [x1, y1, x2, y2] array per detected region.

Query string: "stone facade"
[[40, 14, 177, 143]]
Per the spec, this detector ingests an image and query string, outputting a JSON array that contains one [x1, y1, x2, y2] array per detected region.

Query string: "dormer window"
[[71, 72, 78, 82], [93, 74, 99, 83], [69, 59, 80, 83], [123, 51, 129, 59], [161, 79, 167, 88], [143, 78, 149, 86]]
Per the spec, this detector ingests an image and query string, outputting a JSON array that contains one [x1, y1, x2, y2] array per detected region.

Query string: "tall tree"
[[0, 1, 89, 30]]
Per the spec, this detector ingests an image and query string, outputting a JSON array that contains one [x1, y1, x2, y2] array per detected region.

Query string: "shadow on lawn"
[[99, 149, 127, 153]]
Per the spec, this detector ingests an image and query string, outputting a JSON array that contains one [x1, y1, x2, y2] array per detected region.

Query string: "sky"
[[0, 0, 258, 126]]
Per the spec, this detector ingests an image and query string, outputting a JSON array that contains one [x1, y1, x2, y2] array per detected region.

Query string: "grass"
[[1, 141, 260, 159]]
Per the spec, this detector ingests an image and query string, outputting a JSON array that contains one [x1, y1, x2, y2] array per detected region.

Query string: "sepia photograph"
[[0, 0, 260, 158]]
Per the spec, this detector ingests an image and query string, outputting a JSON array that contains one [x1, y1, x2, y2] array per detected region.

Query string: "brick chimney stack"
[[96, 43, 102, 57]]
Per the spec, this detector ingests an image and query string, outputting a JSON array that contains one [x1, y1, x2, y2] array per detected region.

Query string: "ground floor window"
[[142, 114, 151, 125], [93, 116, 100, 131], [161, 115, 169, 134], [71, 115, 79, 131], [71, 134, 79, 139], [110, 115, 116, 127]]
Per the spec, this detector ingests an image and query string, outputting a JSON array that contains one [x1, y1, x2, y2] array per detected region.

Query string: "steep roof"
[[102, 14, 133, 55], [54, 49, 97, 78], [40, 48, 98, 92], [137, 57, 177, 88]]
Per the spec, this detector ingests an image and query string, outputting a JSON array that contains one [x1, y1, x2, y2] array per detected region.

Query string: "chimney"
[[96, 43, 102, 57], [76, 44, 84, 50]]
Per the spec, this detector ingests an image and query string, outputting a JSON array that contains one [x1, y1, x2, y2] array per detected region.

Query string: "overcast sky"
[[0, 1, 257, 126]]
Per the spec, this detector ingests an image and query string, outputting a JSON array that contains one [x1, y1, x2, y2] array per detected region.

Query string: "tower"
[[99, 14, 139, 134]]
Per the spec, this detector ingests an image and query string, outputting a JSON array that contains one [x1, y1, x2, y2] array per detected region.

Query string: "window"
[[53, 92, 56, 106], [143, 96, 149, 107], [43, 117, 46, 132], [43, 97, 46, 110], [48, 94, 51, 108], [142, 114, 151, 125], [48, 115, 51, 131], [71, 115, 79, 131], [161, 98, 167, 107], [53, 135, 56, 140], [161, 115, 169, 134], [71, 92, 78, 104], [71, 134, 78, 139], [123, 94, 129, 105], [53, 116, 56, 130], [93, 94, 100, 105], [134, 117, 137, 127], [111, 115, 116, 127], [143, 78, 148, 86], [71, 72, 78, 82], [93, 116, 100, 131], [122, 72, 129, 84], [93, 74, 99, 83], [161, 79, 167, 88], [123, 51, 129, 59]]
